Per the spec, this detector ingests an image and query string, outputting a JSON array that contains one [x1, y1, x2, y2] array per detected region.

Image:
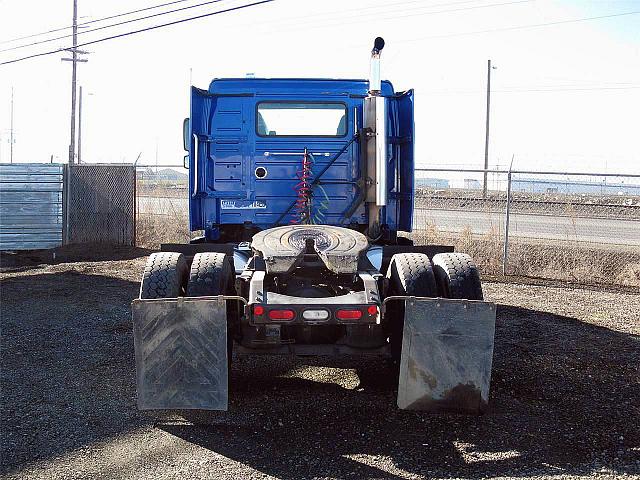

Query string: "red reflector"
[[367, 305, 378, 316], [336, 309, 363, 320], [253, 305, 265, 316], [268, 309, 295, 320]]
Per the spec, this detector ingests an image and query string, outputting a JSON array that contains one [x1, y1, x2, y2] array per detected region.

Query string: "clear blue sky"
[[1, 0, 639, 173]]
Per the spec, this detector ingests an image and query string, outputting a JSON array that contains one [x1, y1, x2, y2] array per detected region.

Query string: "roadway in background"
[[137, 196, 640, 246], [415, 208, 640, 246]]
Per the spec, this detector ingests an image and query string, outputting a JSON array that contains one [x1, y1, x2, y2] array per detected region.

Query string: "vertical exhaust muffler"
[[364, 37, 387, 237]]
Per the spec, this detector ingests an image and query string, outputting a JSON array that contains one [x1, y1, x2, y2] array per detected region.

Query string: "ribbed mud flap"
[[132, 297, 228, 410], [397, 298, 496, 413]]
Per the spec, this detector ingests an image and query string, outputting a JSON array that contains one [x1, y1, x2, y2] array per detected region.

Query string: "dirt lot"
[[1, 247, 639, 479]]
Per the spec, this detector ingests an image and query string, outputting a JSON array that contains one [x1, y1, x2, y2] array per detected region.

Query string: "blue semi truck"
[[132, 39, 496, 416]]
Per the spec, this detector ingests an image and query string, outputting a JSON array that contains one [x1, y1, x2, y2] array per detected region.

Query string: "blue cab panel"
[[188, 78, 414, 240]]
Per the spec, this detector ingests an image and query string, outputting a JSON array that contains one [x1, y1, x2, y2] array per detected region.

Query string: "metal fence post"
[[502, 157, 514, 276], [63, 163, 70, 245], [133, 168, 137, 247]]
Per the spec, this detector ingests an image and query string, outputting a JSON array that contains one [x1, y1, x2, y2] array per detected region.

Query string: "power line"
[[498, 86, 640, 92], [241, 0, 484, 29], [0, 0, 231, 54], [1, 0, 471, 51], [393, 10, 640, 44], [423, 85, 640, 94], [0, 0, 195, 45], [0, 0, 274, 67], [268, 0, 533, 34]]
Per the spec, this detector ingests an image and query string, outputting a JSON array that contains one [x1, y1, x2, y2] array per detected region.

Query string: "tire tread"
[[187, 252, 232, 297], [432, 252, 483, 300], [140, 252, 188, 299]]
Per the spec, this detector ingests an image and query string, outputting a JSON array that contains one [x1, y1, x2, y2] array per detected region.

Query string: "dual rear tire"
[[138, 251, 236, 425], [139, 252, 189, 299], [139, 252, 234, 299], [139, 251, 236, 359], [386, 251, 483, 301], [385, 252, 483, 361]]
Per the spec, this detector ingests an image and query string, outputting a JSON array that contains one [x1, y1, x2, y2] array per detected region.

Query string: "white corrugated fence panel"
[[0, 163, 64, 250]]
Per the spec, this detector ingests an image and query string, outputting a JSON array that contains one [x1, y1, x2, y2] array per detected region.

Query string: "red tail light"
[[268, 309, 295, 320], [367, 305, 378, 316], [336, 309, 363, 320], [253, 305, 265, 316]]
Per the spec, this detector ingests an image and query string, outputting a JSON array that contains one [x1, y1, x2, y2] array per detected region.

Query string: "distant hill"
[[139, 168, 188, 182]]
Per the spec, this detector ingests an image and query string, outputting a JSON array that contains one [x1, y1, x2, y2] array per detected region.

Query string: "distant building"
[[415, 177, 449, 189], [511, 177, 640, 195], [464, 179, 481, 190]]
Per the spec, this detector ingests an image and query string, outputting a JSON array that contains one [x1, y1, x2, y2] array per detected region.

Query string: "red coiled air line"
[[291, 148, 313, 224]]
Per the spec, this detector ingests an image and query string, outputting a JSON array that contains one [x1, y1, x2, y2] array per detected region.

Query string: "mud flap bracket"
[[132, 296, 243, 411], [388, 296, 496, 413]]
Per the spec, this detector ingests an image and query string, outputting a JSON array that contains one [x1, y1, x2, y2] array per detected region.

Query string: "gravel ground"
[[1, 247, 639, 479]]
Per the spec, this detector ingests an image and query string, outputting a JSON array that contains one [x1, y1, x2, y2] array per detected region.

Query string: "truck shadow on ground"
[[2, 269, 639, 477], [162, 304, 640, 478], [0, 271, 145, 474]]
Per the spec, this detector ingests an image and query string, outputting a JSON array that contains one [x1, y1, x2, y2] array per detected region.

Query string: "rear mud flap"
[[397, 298, 496, 413], [132, 297, 228, 410]]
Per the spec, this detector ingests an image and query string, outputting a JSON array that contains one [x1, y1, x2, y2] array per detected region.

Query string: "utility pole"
[[62, 0, 88, 165], [483, 59, 496, 197], [10, 87, 14, 163], [69, 0, 77, 165], [78, 85, 83, 164]]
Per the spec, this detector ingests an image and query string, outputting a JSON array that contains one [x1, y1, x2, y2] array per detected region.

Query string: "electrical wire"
[[0, 0, 451, 47], [0, 0, 231, 53], [240, 0, 484, 30], [423, 85, 640, 94], [312, 184, 331, 225], [392, 10, 640, 44], [0, 0, 519, 50], [264, 0, 533, 34], [0, 0, 195, 45], [0, 0, 274, 67], [497, 86, 640, 92]]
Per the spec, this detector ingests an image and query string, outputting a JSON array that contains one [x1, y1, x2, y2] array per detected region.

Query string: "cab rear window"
[[256, 102, 347, 137]]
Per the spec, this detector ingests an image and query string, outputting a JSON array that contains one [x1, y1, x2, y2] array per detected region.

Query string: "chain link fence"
[[413, 169, 640, 287], [135, 166, 191, 248], [66, 164, 136, 245], [134, 165, 640, 287]]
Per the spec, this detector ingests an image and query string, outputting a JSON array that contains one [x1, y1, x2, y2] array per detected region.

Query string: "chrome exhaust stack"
[[368, 37, 385, 95], [364, 37, 387, 237]]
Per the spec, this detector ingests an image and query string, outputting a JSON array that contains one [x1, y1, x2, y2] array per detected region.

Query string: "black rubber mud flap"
[[397, 297, 496, 413], [132, 296, 228, 411]]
